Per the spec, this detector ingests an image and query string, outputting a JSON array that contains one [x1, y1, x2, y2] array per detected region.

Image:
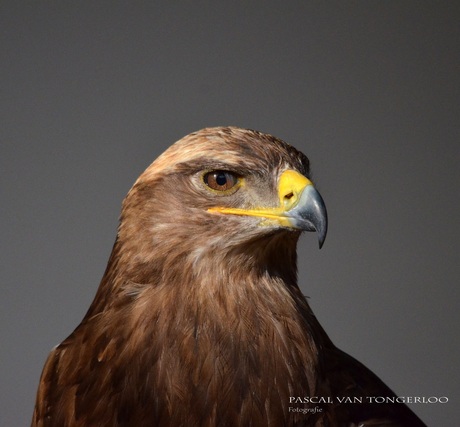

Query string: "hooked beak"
[[208, 170, 328, 249]]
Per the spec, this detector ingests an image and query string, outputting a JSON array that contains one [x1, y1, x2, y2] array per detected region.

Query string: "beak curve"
[[286, 183, 328, 249]]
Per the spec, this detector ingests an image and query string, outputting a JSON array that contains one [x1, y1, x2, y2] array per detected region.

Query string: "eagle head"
[[116, 126, 327, 285]]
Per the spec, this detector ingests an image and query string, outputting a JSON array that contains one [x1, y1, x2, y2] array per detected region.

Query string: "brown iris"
[[203, 171, 239, 192]]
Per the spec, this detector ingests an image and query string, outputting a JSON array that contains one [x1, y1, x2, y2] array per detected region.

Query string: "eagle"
[[32, 127, 426, 426]]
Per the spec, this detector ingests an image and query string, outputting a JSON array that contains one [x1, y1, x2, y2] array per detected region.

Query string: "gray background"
[[1, 2, 458, 426]]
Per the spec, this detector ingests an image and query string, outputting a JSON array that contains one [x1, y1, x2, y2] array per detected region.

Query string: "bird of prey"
[[32, 127, 426, 426]]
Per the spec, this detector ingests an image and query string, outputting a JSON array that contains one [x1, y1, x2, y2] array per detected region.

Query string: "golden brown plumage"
[[32, 127, 426, 426]]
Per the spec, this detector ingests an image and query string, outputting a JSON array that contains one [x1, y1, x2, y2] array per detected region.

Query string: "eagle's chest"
[[128, 299, 320, 426]]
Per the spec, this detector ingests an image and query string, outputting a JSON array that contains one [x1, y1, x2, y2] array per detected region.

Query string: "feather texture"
[[32, 127, 426, 426]]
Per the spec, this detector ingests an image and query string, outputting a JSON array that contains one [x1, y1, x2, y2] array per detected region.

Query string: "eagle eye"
[[203, 170, 239, 193]]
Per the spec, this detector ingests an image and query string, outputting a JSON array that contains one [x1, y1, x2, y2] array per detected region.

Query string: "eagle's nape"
[[32, 127, 426, 427]]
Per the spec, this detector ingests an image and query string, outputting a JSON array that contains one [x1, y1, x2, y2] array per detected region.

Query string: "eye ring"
[[202, 170, 241, 194]]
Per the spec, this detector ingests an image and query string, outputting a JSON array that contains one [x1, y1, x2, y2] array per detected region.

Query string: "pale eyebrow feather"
[[170, 158, 266, 177]]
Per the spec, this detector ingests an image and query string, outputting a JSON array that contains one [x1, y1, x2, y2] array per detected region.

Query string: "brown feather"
[[32, 127, 426, 426]]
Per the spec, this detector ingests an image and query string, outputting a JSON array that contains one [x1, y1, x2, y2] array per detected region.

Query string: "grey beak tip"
[[290, 185, 328, 249], [316, 220, 327, 250]]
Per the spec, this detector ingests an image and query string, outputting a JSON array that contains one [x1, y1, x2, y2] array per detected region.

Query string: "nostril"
[[284, 192, 294, 200]]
